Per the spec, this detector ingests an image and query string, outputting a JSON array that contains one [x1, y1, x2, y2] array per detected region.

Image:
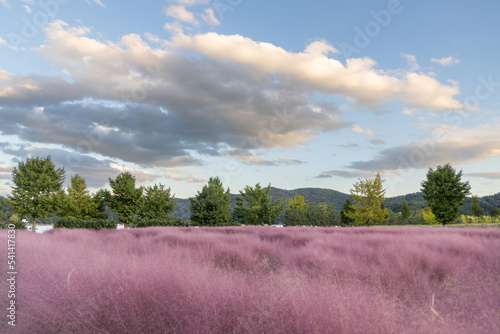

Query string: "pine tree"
[[106, 172, 143, 226], [401, 197, 411, 221], [233, 183, 285, 225], [139, 184, 176, 220], [8, 156, 65, 231], [421, 164, 471, 226], [339, 198, 355, 226], [189, 177, 231, 226], [55, 174, 101, 219], [347, 173, 388, 226]]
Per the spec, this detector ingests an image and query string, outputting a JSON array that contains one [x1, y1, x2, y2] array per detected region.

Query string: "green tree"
[[401, 197, 411, 221], [306, 202, 337, 227], [8, 156, 65, 231], [421, 207, 438, 225], [139, 184, 176, 220], [339, 198, 355, 226], [470, 196, 484, 218], [421, 164, 471, 226], [189, 177, 231, 226], [56, 174, 102, 219], [106, 172, 143, 226], [233, 183, 285, 225], [347, 173, 388, 226], [490, 207, 500, 218], [284, 194, 307, 226]]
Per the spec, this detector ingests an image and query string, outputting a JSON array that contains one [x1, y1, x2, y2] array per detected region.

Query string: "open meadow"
[[2, 226, 500, 333]]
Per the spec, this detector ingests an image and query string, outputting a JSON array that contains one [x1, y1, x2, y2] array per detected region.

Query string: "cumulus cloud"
[[345, 123, 500, 173], [0, 21, 347, 172], [173, 32, 463, 110], [166, 5, 199, 25], [431, 56, 460, 66]]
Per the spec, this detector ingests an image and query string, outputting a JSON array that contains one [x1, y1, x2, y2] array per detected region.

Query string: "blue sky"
[[1, 0, 499, 199]]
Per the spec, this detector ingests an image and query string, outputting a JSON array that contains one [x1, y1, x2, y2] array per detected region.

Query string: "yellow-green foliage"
[[421, 207, 438, 225], [461, 215, 500, 224], [347, 173, 388, 226], [287, 194, 307, 213]]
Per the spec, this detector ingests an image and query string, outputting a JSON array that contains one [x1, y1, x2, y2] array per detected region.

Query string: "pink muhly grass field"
[[1, 226, 500, 333]]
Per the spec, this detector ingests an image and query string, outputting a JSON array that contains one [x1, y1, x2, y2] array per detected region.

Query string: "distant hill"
[[172, 188, 500, 222], [172, 187, 354, 222]]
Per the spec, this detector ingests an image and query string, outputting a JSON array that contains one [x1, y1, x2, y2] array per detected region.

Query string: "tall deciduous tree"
[[8, 156, 65, 231], [139, 184, 176, 220], [347, 173, 388, 226], [339, 198, 355, 226], [421, 164, 471, 226], [401, 197, 411, 221], [56, 174, 102, 219], [189, 177, 231, 226], [470, 196, 484, 218], [107, 172, 143, 226], [284, 194, 307, 226], [233, 183, 285, 225]]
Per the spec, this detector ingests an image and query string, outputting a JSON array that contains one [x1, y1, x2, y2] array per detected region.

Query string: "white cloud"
[[166, 5, 199, 25], [346, 122, 500, 173], [201, 8, 220, 26], [0, 21, 348, 170], [23, 4, 31, 13], [173, 32, 463, 110], [401, 53, 420, 71], [86, 0, 106, 8], [304, 40, 339, 56], [109, 163, 158, 184], [0, 0, 10, 8], [353, 125, 376, 137], [431, 56, 460, 66]]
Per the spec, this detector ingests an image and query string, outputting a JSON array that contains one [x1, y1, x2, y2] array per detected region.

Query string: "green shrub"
[[0, 221, 26, 229], [54, 218, 117, 230]]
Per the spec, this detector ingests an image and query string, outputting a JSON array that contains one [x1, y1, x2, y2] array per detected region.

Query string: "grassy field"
[[2, 226, 500, 333]]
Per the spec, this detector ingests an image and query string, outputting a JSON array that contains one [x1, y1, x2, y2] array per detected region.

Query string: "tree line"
[[3, 157, 499, 230]]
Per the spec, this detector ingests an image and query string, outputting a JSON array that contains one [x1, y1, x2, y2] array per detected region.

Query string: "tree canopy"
[[470, 196, 484, 218], [55, 174, 103, 219], [189, 177, 231, 226], [339, 198, 355, 226], [421, 164, 471, 226], [347, 173, 388, 226], [233, 183, 285, 225], [139, 184, 176, 220], [106, 172, 143, 226], [8, 156, 65, 231], [401, 198, 411, 221]]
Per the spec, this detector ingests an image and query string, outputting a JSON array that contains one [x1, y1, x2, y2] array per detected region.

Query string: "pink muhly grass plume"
[[0, 226, 499, 333]]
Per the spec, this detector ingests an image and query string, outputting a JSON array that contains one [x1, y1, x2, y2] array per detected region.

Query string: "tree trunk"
[[32, 216, 37, 232]]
